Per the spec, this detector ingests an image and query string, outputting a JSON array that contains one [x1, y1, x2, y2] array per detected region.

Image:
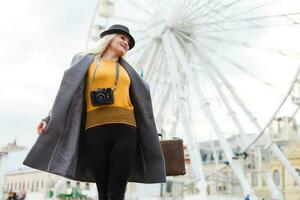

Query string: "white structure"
[[85, 0, 300, 199]]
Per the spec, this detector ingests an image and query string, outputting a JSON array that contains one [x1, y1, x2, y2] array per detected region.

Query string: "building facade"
[[3, 168, 93, 199]]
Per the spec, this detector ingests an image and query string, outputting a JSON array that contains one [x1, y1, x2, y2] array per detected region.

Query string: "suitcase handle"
[[157, 133, 183, 142]]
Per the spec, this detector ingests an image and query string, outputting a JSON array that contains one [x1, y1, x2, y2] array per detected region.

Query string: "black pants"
[[84, 123, 137, 200]]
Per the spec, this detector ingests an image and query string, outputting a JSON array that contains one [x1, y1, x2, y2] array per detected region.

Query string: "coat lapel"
[[63, 54, 95, 98]]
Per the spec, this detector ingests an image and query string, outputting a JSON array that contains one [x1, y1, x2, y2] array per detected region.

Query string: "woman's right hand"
[[37, 120, 47, 134]]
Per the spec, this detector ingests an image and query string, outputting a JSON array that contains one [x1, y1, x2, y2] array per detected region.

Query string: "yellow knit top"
[[84, 57, 136, 130]]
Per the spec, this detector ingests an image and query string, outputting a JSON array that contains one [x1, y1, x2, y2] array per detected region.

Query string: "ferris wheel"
[[86, 0, 300, 199]]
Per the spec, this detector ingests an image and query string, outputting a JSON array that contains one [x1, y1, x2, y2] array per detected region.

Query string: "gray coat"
[[23, 53, 167, 183]]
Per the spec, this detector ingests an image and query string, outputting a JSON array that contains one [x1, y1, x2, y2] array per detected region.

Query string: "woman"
[[24, 24, 166, 200]]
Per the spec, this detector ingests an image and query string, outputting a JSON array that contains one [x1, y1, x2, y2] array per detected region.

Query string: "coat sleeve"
[[41, 52, 87, 124], [69, 52, 87, 67], [142, 79, 150, 91]]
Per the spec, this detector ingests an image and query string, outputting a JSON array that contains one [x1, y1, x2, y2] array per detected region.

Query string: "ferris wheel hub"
[[164, 4, 185, 29]]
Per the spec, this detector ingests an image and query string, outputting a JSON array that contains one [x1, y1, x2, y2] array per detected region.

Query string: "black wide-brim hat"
[[100, 24, 135, 50]]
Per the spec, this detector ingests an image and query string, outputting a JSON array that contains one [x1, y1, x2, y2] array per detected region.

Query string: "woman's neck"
[[100, 49, 119, 61]]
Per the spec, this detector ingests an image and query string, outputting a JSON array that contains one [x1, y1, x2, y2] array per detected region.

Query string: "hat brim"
[[100, 29, 135, 50]]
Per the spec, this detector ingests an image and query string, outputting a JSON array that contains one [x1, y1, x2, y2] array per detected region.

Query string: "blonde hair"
[[85, 33, 127, 59]]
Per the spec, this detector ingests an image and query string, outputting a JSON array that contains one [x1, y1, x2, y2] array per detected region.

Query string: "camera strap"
[[90, 54, 120, 92]]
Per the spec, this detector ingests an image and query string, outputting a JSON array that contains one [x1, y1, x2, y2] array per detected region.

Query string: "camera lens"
[[96, 93, 106, 102]]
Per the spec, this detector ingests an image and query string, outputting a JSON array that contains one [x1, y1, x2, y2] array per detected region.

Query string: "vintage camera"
[[90, 88, 114, 106]]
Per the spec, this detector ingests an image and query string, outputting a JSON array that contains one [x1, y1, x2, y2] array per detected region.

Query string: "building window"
[[202, 153, 207, 162], [22, 182, 25, 190], [262, 178, 266, 186], [41, 180, 44, 189], [294, 169, 300, 186], [166, 181, 173, 193], [273, 170, 280, 186], [66, 181, 71, 188], [210, 153, 214, 161], [31, 181, 34, 192], [85, 183, 90, 190], [217, 184, 225, 192], [218, 186, 222, 191], [36, 180, 39, 192], [252, 173, 258, 187], [218, 152, 224, 160]]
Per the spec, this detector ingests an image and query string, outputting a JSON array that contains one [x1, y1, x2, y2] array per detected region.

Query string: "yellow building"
[[201, 140, 300, 199]]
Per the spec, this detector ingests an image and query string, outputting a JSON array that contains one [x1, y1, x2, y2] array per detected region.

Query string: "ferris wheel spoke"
[[188, 0, 226, 20], [191, 45, 295, 192], [192, 12, 300, 32], [149, 63, 162, 94], [153, 73, 171, 112], [146, 55, 160, 86], [192, 38, 276, 88], [127, 0, 154, 16], [149, 51, 165, 84], [240, 68, 300, 151], [180, 0, 199, 17], [170, 99, 180, 133], [131, 28, 149, 34], [127, 35, 149, 52], [130, 38, 157, 73], [151, 62, 175, 120], [194, 20, 299, 33], [200, 34, 300, 59], [175, 30, 265, 138], [174, 31, 250, 147], [196, 0, 280, 25], [127, 42, 147, 59], [191, 0, 237, 24], [200, 54, 300, 187], [181, 0, 212, 21], [136, 39, 158, 71], [141, 41, 161, 79], [145, 46, 164, 81], [200, 0, 249, 21], [109, 15, 147, 24], [292, 106, 300, 118], [185, 0, 226, 23], [133, 34, 151, 44], [162, 31, 209, 192], [128, 37, 154, 60], [224, 0, 281, 20], [155, 83, 173, 131], [151, 0, 168, 7], [201, 0, 281, 26], [136, 0, 161, 13], [166, 30, 258, 197]]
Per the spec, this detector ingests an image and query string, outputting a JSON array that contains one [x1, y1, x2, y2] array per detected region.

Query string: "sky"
[[0, 0, 97, 146]]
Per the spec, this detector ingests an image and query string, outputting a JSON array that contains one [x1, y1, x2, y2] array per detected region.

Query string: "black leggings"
[[84, 123, 137, 200]]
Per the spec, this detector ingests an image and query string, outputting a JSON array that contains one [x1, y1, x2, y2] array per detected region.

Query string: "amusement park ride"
[[83, 0, 300, 199]]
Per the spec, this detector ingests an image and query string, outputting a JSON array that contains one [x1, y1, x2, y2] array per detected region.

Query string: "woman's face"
[[109, 33, 130, 56]]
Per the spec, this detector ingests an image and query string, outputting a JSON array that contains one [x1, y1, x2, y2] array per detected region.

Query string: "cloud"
[[0, 0, 96, 146]]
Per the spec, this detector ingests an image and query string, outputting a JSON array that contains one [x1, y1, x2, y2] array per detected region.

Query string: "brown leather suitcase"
[[159, 137, 186, 176]]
